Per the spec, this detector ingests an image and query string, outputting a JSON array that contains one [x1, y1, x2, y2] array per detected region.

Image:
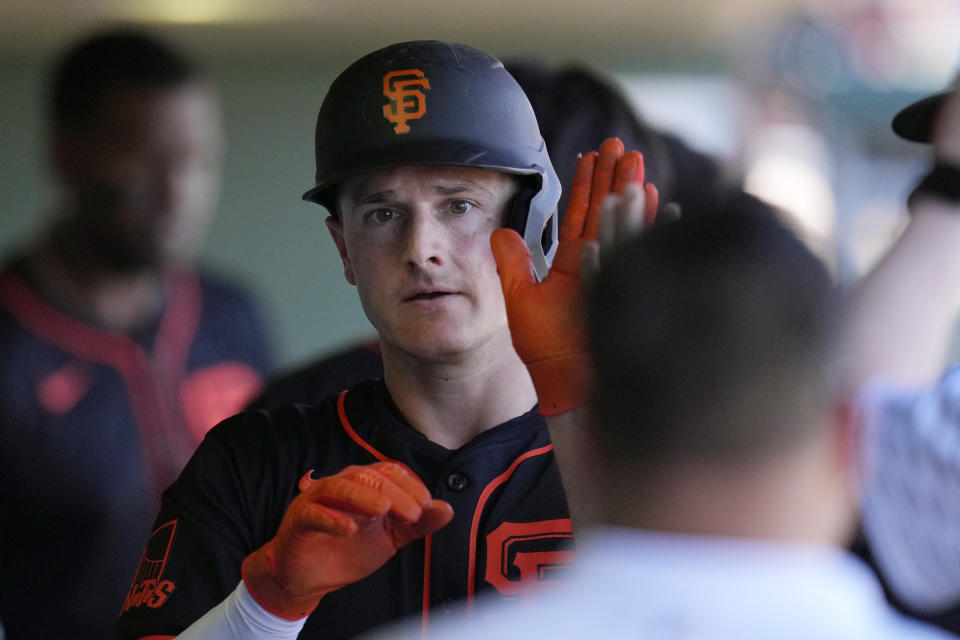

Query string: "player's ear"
[[325, 216, 356, 285]]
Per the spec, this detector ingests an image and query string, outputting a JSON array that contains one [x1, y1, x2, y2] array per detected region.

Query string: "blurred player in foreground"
[[372, 177, 955, 639]]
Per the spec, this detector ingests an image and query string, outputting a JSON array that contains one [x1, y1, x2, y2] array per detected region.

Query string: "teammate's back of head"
[[504, 59, 746, 221], [588, 204, 840, 470]]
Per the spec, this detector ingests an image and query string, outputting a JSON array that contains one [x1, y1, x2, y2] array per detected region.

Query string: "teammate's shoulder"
[[184, 266, 272, 356]]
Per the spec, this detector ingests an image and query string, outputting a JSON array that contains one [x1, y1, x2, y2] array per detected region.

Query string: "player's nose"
[[401, 210, 446, 270]]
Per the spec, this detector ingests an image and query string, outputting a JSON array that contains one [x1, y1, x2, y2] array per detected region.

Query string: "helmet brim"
[[892, 91, 952, 143], [302, 139, 546, 211]]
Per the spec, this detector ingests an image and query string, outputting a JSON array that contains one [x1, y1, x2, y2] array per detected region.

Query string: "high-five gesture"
[[492, 138, 658, 415]]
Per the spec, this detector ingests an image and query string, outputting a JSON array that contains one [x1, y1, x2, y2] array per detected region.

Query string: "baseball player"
[[246, 58, 756, 414], [116, 40, 656, 639], [0, 29, 273, 640]]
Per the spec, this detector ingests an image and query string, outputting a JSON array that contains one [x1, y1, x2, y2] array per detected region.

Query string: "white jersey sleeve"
[[860, 366, 960, 612]]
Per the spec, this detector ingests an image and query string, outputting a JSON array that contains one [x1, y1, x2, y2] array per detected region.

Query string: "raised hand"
[[492, 137, 658, 415]]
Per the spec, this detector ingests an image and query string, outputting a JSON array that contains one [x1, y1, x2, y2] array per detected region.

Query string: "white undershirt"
[[175, 580, 306, 639]]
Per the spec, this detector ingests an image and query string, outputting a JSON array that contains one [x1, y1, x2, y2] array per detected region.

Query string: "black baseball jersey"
[[247, 339, 384, 411], [117, 379, 573, 639]]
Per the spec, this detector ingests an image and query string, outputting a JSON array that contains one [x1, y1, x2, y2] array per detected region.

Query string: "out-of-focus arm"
[[844, 79, 960, 393]]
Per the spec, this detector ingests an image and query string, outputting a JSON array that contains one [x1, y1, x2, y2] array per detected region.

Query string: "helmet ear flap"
[[540, 215, 555, 259], [507, 174, 557, 281], [506, 177, 536, 237]]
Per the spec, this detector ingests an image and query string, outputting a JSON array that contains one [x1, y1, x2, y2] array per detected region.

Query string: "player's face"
[[328, 165, 518, 362], [55, 83, 222, 271]]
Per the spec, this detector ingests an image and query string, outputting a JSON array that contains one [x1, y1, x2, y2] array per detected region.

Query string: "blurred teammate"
[[372, 182, 953, 639], [0, 29, 272, 639]]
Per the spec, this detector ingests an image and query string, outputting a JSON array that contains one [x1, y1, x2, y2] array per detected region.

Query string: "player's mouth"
[[404, 289, 458, 303]]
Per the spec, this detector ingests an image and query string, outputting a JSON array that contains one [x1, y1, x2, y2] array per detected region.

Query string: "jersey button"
[[446, 472, 469, 492]]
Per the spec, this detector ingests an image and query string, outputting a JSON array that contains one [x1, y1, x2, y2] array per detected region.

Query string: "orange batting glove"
[[241, 462, 454, 620], [492, 137, 658, 415]]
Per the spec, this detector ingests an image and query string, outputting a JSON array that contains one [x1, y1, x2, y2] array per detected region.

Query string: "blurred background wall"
[[1, 0, 958, 371]]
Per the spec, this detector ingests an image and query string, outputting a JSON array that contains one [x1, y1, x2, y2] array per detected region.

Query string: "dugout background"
[[0, 0, 955, 371]]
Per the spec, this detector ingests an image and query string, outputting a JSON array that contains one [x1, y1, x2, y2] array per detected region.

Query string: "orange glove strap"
[[241, 547, 323, 621]]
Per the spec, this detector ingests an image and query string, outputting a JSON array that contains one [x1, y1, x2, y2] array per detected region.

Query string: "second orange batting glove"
[[241, 461, 454, 620]]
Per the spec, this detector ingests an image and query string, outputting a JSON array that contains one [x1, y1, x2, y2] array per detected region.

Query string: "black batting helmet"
[[303, 40, 561, 279]]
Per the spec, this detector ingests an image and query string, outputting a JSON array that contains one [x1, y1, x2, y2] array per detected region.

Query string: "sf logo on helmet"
[[382, 69, 431, 134]]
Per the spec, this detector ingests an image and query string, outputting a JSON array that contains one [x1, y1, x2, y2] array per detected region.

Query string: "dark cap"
[[892, 90, 952, 143]]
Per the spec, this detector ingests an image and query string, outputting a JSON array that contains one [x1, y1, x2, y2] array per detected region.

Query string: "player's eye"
[[366, 208, 398, 224], [449, 200, 473, 215]]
